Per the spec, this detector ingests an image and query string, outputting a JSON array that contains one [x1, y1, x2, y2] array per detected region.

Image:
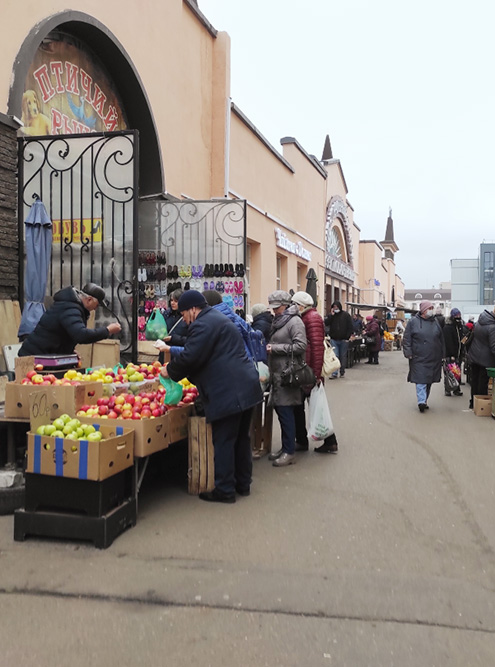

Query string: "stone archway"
[[8, 10, 163, 196]]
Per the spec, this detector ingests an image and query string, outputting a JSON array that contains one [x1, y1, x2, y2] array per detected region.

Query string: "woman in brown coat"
[[292, 291, 339, 454], [364, 315, 381, 364]]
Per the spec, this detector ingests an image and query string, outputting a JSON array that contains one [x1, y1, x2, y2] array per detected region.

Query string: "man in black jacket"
[[161, 290, 263, 503], [443, 308, 465, 397], [19, 283, 121, 357], [324, 300, 354, 378]]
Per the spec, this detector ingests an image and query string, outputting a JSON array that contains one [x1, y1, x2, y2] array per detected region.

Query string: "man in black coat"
[[442, 308, 465, 397], [161, 290, 263, 503], [324, 300, 354, 378], [18, 283, 121, 357]]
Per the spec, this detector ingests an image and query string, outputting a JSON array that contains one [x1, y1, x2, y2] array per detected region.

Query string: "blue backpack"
[[248, 328, 267, 363]]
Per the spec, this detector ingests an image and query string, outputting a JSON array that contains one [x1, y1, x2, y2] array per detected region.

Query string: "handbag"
[[280, 346, 316, 388], [322, 337, 341, 376], [365, 335, 375, 345]]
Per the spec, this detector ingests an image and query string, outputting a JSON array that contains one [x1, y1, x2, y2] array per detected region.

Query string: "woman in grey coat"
[[403, 300, 445, 412], [266, 290, 307, 466]]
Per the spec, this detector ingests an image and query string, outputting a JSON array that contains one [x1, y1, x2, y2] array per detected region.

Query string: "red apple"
[[131, 412, 141, 420], [121, 409, 133, 419], [97, 397, 109, 406], [141, 408, 152, 418], [98, 405, 109, 415], [108, 410, 118, 419]]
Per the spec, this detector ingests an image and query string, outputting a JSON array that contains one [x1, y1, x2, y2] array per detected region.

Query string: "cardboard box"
[[4, 381, 103, 419], [473, 395, 491, 417], [188, 416, 215, 495], [26, 425, 134, 480], [384, 340, 393, 351], [79, 404, 193, 457]]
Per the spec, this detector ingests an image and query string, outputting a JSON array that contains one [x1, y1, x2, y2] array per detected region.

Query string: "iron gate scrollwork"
[[18, 131, 138, 359]]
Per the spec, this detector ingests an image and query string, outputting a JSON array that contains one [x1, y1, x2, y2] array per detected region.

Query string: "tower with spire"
[[381, 208, 399, 260]]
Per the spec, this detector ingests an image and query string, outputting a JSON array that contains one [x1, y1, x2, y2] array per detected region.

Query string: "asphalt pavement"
[[0, 350, 494, 666]]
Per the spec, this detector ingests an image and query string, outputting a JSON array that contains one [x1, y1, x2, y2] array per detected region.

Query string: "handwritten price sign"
[[29, 389, 52, 432]]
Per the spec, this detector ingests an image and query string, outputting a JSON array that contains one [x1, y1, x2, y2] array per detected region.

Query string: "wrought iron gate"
[[18, 131, 138, 360]]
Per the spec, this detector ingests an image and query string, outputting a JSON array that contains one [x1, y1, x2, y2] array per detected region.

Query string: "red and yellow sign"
[[52, 219, 102, 244], [21, 34, 127, 136]]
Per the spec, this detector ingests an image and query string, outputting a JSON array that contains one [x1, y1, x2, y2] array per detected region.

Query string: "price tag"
[[29, 389, 52, 432], [15, 355, 35, 382]]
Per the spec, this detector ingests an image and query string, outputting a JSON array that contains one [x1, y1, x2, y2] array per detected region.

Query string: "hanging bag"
[[307, 384, 334, 441], [322, 337, 341, 376], [280, 345, 316, 388], [145, 309, 168, 341]]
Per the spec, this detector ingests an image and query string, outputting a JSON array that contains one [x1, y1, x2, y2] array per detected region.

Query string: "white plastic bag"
[[307, 384, 334, 441], [322, 338, 341, 376], [257, 361, 270, 391]]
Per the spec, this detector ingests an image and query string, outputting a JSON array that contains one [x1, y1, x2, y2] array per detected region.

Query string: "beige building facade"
[[0, 0, 404, 351]]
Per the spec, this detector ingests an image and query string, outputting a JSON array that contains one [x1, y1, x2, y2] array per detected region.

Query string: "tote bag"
[[322, 338, 341, 376]]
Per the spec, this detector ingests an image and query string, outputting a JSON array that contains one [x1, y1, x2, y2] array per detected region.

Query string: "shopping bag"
[[322, 338, 341, 376], [159, 374, 184, 405], [307, 384, 334, 441], [443, 360, 459, 393], [145, 309, 168, 341], [256, 361, 270, 391]]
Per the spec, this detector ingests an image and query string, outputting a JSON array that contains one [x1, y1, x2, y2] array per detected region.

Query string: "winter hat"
[[267, 290, 291, 308], [202, 290, 223, 306], [365, 315, 373, 321], [82, 282, 107, 307], [450, 308, 461, 318], [251, 303, 268, 318], [419, 300, 433, 314], [177, 290, 207, 312], [291, 291, 314, 308]]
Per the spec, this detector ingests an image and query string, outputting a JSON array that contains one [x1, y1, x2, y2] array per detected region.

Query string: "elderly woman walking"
[[403, 300, 445, 412], [266, 290, 307, 467]]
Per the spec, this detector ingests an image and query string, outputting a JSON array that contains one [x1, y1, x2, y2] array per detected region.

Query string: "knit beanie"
[[251, 303, 268, 318], [450, 308, 461, 318], [419, 300, 433, 314], [291, 291, 314, 308], [177, 290, 207, 312]]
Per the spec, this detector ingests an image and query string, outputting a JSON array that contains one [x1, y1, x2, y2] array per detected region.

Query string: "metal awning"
[[345, 302, 415, 313]]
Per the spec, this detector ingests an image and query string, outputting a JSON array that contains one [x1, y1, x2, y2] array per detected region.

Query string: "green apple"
[[36, 425, 46, 435], [75, 427, 84, 438], [66, 419, 80, 431], [52, 418, 65, 430], [59, 414, 72, 424], [44, 424, 56, 436], [63, 423, 75, 435], [52, 430, 64, 438], [83, 424, 96, 436], [65, 432, 78, 441], [86, 431, 102, 442]]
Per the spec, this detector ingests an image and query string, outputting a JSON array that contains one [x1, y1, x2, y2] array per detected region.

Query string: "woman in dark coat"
[[291, 291, 338, 454], [251, 303, 273, 341], [266, 290, 307, 467], [163, 291, 263, 503], [402, 300, 445, 412], [364, 315, 381, 364], [467, 308, 495, 409]]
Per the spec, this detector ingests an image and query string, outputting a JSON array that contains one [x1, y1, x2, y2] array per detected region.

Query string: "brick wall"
[[0, 114, 18, 300]]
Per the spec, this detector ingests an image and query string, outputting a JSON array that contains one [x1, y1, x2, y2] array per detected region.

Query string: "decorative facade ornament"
[[325, 196, 354, 281]]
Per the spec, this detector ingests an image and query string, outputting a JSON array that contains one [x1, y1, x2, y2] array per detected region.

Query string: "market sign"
[[20, 33, 127, 136], [275, 228, 312, 262], [52, 218, 103, 244], [325, 254, 355, 282]]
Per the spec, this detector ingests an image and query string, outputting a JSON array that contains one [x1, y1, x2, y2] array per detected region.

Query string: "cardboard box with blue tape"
[[26, 424, 134, 481]]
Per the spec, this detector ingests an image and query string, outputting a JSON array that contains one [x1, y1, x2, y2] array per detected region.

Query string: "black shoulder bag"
[[280, 345, 316, 388]]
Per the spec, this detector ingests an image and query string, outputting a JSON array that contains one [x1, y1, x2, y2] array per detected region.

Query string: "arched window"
[[414, 293, 422, 299], [434, 293, 442, 299], [328, 225, 345, 261]]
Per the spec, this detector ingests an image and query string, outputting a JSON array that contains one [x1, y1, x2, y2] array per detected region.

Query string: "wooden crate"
[[188, 416, 215, 495]]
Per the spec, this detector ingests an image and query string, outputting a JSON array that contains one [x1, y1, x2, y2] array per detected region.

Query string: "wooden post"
[[188, 416, 215, 494]]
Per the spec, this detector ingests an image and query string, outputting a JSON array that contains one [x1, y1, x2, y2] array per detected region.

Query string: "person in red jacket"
[[291, 291, 339, 454]]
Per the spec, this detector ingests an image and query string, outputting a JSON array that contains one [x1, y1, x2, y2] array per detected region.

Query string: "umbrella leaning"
[[18, 199, 53, 338]]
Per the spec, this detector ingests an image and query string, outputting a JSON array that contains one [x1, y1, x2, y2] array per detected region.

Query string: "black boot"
[[314, 433, 338, 453]]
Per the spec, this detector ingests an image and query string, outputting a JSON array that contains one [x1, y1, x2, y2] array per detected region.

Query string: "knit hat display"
[[450, 308, 461, 318], [251, 303, 268, 318], [419, 300, 433, 314], [291, 291, 314, 308], [177, 290, 207, 312], [267, 290, 291, 308]]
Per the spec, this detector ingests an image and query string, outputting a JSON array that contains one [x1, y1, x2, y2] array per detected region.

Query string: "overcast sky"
[[198, 0, 495, 289]]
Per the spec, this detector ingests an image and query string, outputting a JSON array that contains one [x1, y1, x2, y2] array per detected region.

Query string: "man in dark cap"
[[161, 290, 263, 503], [18, 283, 121, 357]]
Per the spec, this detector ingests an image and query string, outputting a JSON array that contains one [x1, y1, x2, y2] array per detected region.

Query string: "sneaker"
[[418, 403, 427, 413], [268, 448, 283, 461], [272, 452, 295, 467], [199, 488, 236, 504]]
